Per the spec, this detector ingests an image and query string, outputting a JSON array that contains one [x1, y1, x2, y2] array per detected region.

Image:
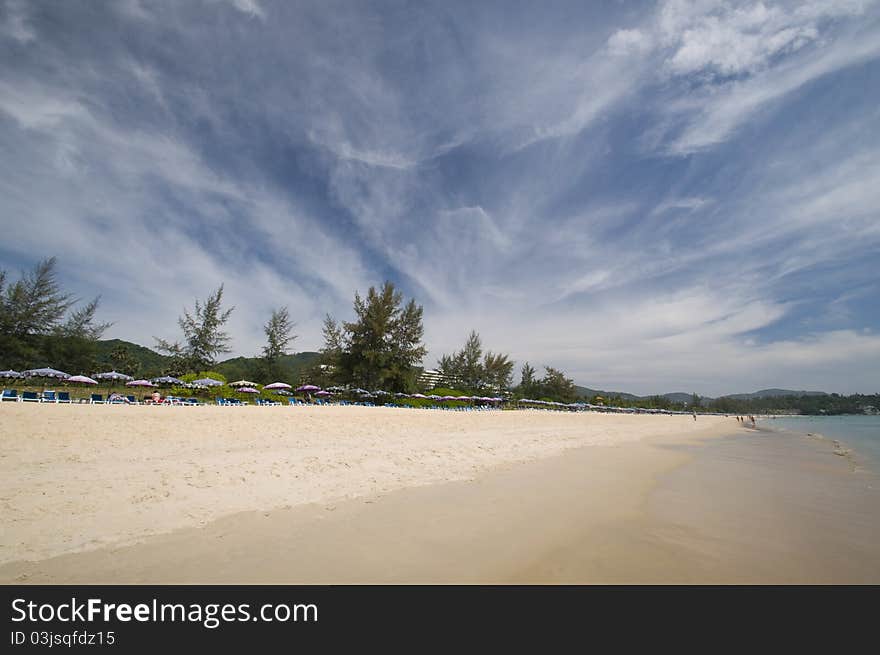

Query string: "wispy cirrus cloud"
[[0, 0, 878, 395]]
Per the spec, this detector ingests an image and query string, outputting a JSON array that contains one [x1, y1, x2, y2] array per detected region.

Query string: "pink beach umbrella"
[[295, 384, 320, 392], [126, 379, 156, 387], [68, 375, 98, 385], [236, 387, 260, 393], [264, 382, 292, 390]]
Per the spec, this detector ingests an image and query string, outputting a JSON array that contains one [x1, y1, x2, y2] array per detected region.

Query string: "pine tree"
[[155, 285, 234, 372]]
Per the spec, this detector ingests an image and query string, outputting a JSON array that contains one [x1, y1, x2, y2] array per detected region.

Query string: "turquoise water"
[[764, 415, 880, 467]]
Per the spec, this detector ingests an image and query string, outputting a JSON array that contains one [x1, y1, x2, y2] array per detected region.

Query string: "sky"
[[1, 0, 878, 396]]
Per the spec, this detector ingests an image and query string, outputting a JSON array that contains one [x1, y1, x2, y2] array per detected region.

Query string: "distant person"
[[693, 411, 697, 421], [151, 391, 162, 404], [107, 392, 132, 404]]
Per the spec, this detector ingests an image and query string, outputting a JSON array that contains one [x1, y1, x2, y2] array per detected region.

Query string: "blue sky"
[[1, 0, 878, 395]]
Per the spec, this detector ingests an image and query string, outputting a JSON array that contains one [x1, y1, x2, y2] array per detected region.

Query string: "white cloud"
[[1, 1, 878, 396], [229, 0, 265, 19]]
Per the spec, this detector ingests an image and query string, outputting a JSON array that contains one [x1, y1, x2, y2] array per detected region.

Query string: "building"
[[417, 368, 445, 389]]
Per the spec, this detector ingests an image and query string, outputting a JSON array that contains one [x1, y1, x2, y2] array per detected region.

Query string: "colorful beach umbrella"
[[264, 382, 291, 390], [23, 367, 70, 379], [296, 384, 320, 392], [230, 380, 258, 387], [236, 387, 260, 393], [152, 376, 184, 385], [192, 378, 223, 387], [314, 390, 332, 397], [68, 375, 98, 385], [94, 370, 133, 381], [126, 379, 155, 387]]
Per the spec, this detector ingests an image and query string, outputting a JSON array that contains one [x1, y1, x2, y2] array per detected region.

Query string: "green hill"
[[574, 385, 640, 400], [94, 339, 320, 383], [94, 339, 172, 375], [214, 352, 321, 384]]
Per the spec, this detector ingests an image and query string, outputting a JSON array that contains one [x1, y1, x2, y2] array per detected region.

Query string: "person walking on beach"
[[693, 411, 697, 421]]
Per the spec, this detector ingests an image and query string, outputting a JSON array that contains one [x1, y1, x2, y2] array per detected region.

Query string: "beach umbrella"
[[372, 390, 390, 396], [23, 367, 70, 379], [152, 376, 184, 385], [296, 384, 320, 392], [192, 378, 224, 387], [314, 390, 332, 397], [126, 379, 155, 387], [0, 369, 22, 378], [230, 379, 258, 387], [273, 389, 292, 396], [411, 393, 427, 399], [264, 382, 292, 390], [395, 392, 409, 397], [327, 386, 346, 392], [68, 375, 98, 385], [93, 371, 133, 382], [236, 387, 260, 393]]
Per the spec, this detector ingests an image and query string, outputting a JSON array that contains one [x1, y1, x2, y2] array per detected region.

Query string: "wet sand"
[[3, 413, 877, 584]]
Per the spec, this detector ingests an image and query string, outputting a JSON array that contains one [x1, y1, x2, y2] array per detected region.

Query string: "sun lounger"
[[21, 391, 41, 402], [126, 395, 139, 404], [57, 391, 72, 403], [1, 389, 20, 402], [90, 394, 104, 404], [41, 390, 57, 403]]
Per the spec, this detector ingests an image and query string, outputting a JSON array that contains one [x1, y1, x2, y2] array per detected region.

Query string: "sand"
[[0, 403, 729, 567], [3, 404, 876, 583]]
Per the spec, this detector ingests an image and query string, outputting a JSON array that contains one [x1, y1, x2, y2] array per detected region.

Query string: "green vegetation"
[[513, 363, 578, 403], [3, 257, 877, 414], [257, 306, 296, 381], [437, 331, 514, 394], [154, 285, 234, 374], [320, 281, 427, 392], [0, 258, 111, 373]]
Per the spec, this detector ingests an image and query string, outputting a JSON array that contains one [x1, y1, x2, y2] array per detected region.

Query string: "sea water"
[[764, 415, 880, 470]]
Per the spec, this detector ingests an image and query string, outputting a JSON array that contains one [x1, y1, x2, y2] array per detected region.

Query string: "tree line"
[[5, 258, 873, 412], [0, 258, 579, 399]]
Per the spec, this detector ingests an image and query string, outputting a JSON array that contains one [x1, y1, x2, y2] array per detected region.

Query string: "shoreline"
[[3, 406, 877, 583]]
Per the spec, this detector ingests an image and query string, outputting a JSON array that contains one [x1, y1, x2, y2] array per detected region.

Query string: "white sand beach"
[[0, 404, 728, 566], [3, 404, 878, 584]]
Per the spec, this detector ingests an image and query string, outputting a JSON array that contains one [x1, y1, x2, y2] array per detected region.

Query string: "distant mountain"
[[94, 339, 320, 382], [574, 386, 641, 400], [720, 388, 828, 400], [572, 385, 833, 404]]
